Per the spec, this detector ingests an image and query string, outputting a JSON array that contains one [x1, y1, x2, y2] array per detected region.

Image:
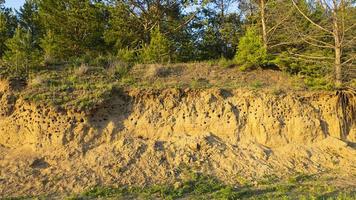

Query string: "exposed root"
[[336, 86, 356, 138]]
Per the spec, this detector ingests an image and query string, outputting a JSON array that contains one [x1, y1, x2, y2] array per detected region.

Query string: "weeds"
[[250, 80, 264, 89], [191, 78, 211, 89], [218, 57, 235, 68], [22, 66, 117, 111], [64, 172, 356, 200]]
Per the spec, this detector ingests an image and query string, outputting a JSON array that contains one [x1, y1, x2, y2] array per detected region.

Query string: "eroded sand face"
[[0, 83, 355, 197]]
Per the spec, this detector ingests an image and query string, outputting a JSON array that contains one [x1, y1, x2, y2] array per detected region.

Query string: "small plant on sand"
[[191, 78, 211, 89], [74, 64, 89, 76], [218, 57, 235, 68], [250, 80, 264, 89]]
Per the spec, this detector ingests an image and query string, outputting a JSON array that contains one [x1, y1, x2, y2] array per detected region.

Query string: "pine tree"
[[104, 2, 142, 52], [17, 0, 43, 47], [140, 27, 172, 64], [40, 30, 62, 65], [3, 26, 40, 77], [235, 27, 267, 71], [0, 2, 17, 57], [38, 0, 108, 60]]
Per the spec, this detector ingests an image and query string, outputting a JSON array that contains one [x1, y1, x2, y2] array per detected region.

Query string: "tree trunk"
[[260, 0, 267, 49], [332, 5, 342, 85], [335, 44, 342, 85]]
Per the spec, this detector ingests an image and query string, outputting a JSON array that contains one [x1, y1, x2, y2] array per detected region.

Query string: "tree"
[[240, 0, 298, 51], [104, 1, 144, 52], [17, 0, 43, 47], [140, 27, 172, 63], [211, 0, 239, 56], [194, 1, 242, 60], [0, 1, 17, 57], [106, 0, 198, 61], [38, 0, 108, 60], [291, 0, 355, 85], [239, 0, 268, 47], [40, 30, 62, 65], [235, 27, 267, 70], [3, 26, 40, 77]]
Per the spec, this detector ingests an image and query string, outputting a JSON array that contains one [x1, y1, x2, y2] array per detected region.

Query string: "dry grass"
[[130, 62, 307, 91], [13, 61, 336, 111]]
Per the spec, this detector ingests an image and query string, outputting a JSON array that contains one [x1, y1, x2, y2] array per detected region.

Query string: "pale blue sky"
[[5, 0, 25, 10]]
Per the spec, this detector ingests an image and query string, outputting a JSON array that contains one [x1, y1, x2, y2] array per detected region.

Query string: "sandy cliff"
[[0, 79, 355, 196]]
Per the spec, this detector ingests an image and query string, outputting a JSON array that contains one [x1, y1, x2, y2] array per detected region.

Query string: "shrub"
[[304, 77, 334, 90], [3, 26, 41, 78], [234, 27, 267, 71], [218, 57, 235, 68], [74, 64, 89, 76], [117, 48, 136, 64], [273, 50, 332, 78], [90, 55, 110, 68], [140, 27, 172, 64], [107, 61, 129, 79], [29, 75, 44, 87], [272, 52, 300, 74]]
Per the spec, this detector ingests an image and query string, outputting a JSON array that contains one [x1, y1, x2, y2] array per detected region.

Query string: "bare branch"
[[345, 23, 356, 32], [267, 7, 294, 34], [341, 56, 355, 66], [291, 0, 334, 35], [295, 28, 335, 48], [269, 42, 295, 48], [170, 11, 198, 34], [288, 51, 334, 60], [301, 37, 335, 49]]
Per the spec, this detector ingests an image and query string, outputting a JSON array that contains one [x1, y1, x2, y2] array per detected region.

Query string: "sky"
[[5, 0, 25, 10]]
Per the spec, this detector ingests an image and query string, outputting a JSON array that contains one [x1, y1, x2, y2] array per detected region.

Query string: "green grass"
[[2, 60, 351, 111], [61, 173, 356, 200], [22, 64, 131, 111], [4, 172, 355, 200]]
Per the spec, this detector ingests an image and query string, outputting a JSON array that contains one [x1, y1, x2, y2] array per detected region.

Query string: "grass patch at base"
[[65, 173, 356, 200]]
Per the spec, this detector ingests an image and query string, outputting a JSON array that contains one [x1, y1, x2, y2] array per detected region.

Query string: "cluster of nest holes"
[[88, 102, 131, 124], [315, 103, 334, 114], [1, 106, 87, 139], [0, 108, 10, 117], [126, 98, 333, 128], [90, 114, 110, 123], [129, 117, 138, 126]]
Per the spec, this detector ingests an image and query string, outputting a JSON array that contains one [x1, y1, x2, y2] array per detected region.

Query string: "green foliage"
[[17, 0, 43, 47], [40, 30, 63, 65], [104, 2, 142, 52], [69, 173, 244, 200], [273, 50, 333, 82], [218, 57, 235, 68], [3, 26, 41, 77], [23, 66, 116, 111], [65, 172, 356, 200], [304, 77, 334, 90], [0, 12, 7, 55], [38, 0, 107, 60], [191, 78, 211, 89], [0, 0, 353, 88], [117, 48, 136, 64], [235, 27, 268, 71], [273, 52, 300, 74], [106, 62, 130, 80], [140, 27, 172, 64], [0, 6, 17, 57], [250, 80, 264, 89], [194, 6, 242, 60]]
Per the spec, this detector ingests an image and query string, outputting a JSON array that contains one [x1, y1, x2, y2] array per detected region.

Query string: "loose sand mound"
[[0, 88, 355, 197]]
